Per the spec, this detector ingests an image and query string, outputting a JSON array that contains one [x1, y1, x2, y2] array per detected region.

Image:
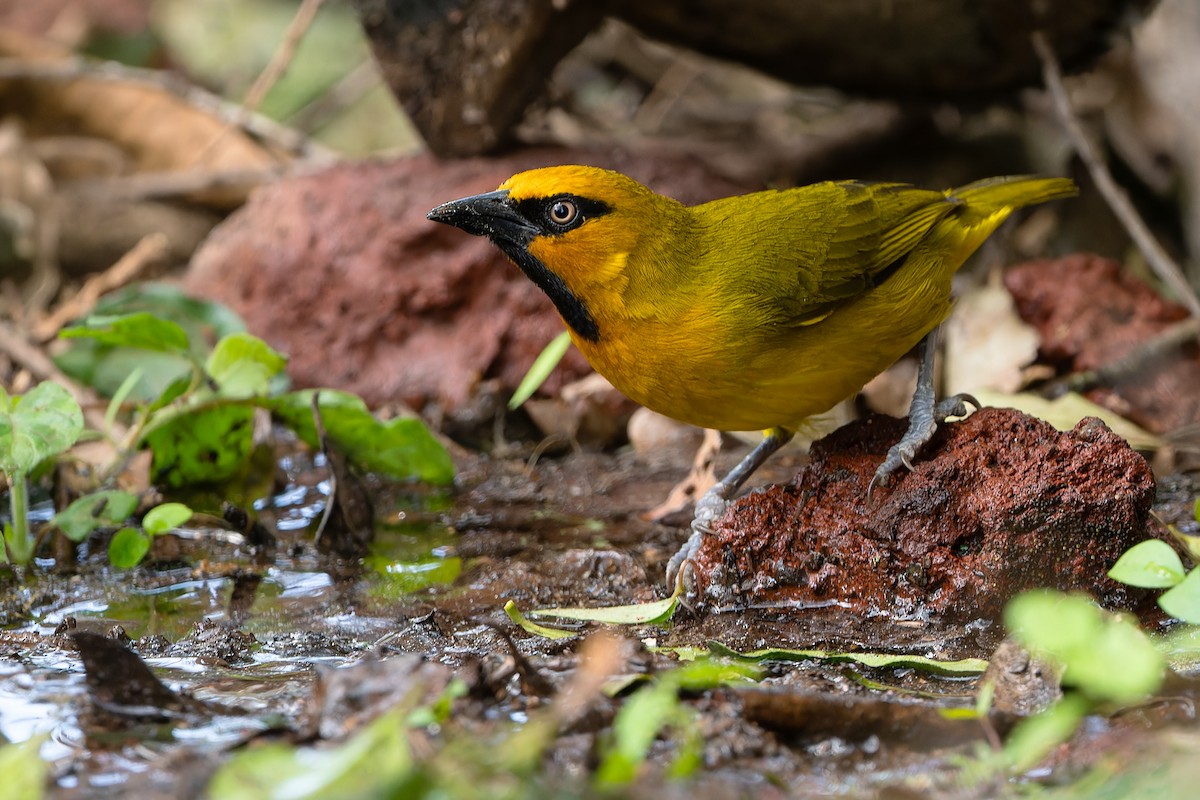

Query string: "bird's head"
[[428, 165, 685, 342]]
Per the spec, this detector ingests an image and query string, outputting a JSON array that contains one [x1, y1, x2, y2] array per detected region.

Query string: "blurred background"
[[1, 0, 1197, 456], [1, 0, 1197, 280]]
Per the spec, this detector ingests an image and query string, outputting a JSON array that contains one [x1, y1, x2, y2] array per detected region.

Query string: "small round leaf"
[[1107, 539, 1185, 588], [142, 502, 194, 537], [1159, 568, 1200, 625], [109, 527, 151, 568]]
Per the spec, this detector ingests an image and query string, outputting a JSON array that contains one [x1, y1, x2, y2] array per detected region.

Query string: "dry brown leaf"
[[522, 372, 635, 448], [0, 27, 290, 207], [943, 279, 1041, 397], [641, 425, 721, 522], [861, 357, 919, 419]]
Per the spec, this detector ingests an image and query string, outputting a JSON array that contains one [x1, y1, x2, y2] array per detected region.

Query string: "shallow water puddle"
[[3, 444, 1197, 796]]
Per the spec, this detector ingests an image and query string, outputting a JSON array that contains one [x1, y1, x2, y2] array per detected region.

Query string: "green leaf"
[[525, 593, 680, 627], [142, 502, 194, 536], [1108, 539, 1186, 588], [1166, 522, 1200, 563], [269, 390, 453, 484], [405, 678, 468, 728], [206, 333, 287, 398], [596, 680, 682, 787], [60, 312, 190, 353], [149, 374, 193, 412], [105, 367, 144, 431], [707, 642, 989, 676], [366, 556, 462, 599], [360, 416, 453, 485], [207, 704, 413, 800], [509, 330, 572, 410], [0, 734, 48, 800], [54, 284, 244, 401], [1006, 590, 1100, 661], [109, 526, 150, 568], [504, 600, 577, 641], [1005, 590, 1164, 703], [1155, 625, 1200, 674], [668, 658, 763, 690], [144, 401, 255, 488], [51, 490, 139, 542], [1158, 568, 1200, 624], [666, 725, 703, 781], [0, 382, 84, 476], [593, 659, 726, 788], [1072, 613, 1165, 702], [0, 522, 11, 564], [58, 347, 194, 405]]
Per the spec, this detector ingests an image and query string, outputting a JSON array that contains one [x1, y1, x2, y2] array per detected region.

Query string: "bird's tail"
[[935, 175, 1077, 266], [948, 175, 1078, 211]]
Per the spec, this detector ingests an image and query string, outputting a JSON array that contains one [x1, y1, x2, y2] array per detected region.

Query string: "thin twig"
[[285, 58, 381, 134], [33, 233, 170, 342], [195, 0, 327, 166], [1032, 31, 1200, 317], [243, 0, 326, 115], [1044, 316, 1200, 397], [0, 319, 108, 432], [310, 391, 336, 547], [69, 166, 291, 202]]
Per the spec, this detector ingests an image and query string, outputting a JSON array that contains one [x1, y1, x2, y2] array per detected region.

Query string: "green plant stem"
[[5, 472, 32, 564]]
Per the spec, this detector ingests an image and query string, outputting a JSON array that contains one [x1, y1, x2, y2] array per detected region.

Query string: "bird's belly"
[[575, 284, 950, 432]]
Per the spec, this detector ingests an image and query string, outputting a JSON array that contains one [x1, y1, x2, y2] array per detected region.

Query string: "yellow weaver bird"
[[428, 166, 1076, 585]]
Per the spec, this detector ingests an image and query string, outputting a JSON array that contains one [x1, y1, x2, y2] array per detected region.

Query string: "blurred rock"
[[356, 0, 1152, 156], [184, 150, 750, 428], [615, 0, 1149, 98], [692, 407, 1155, 620], [982, 639, 1063, 717], [356, 0, 603, 157], [1005, 253, 1200, 434]]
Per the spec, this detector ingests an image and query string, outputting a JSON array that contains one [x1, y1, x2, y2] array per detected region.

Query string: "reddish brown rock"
[[692, 407, 1155, 620], [1004, 253, 1200, 434], [184, 150, 749, 421]]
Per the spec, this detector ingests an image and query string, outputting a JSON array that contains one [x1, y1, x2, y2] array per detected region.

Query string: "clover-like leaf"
[[1108, 539, 1185, 588], [0, 382, 84, 476]]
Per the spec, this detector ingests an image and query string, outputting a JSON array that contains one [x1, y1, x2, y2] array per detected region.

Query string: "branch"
[[1032, 30, 1200, 318]]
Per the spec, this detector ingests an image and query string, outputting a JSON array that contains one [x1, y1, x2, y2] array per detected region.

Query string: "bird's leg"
[[870, 328, 978, 493], [666, 426, 794, 588]]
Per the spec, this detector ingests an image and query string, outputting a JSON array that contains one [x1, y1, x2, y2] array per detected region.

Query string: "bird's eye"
[[547, 199, 579, 227]]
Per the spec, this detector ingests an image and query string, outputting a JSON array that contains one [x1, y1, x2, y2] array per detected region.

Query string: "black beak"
[[427, 189, 538, 245]]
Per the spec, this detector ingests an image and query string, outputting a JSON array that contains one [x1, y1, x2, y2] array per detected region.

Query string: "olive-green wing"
[[703, 181, 958, 327]]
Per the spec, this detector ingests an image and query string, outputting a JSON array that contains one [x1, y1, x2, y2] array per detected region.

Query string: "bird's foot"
[[869, 392, 979, 494], [665, 483, 732, 590]]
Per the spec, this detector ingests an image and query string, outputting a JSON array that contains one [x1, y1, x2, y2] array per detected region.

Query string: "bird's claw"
[[665, 484, 732, 590], [870, 392, 979, 494], [664, 534, 700, 593], [934, 393, 980, 420], [691, 487, 731, 534]]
